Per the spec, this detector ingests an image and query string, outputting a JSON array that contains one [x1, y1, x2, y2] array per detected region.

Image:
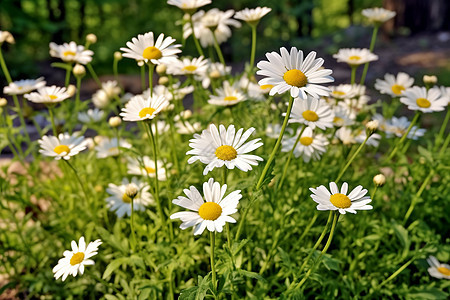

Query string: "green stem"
[[336, 134, 370, 183], [48, 105, 58, 136], [114, 128, 123, 178], [377, 256, 416, 290], [439, 131, 450, 157], [87, 63, 102, 87], [64, 65, 72, 87], [256, 96, 295, 190], [222, 168, 232, 249], [140, 64, 146, 92], [189, 15, 205, 57], [277, 125, 305, 190], [130, 196, 137, 251], [387, 112, 420, 161], [210, 231, 217, 293], [350, 66, 357, 85], [370, 185, 378, 200], [113, 57, 121, 89], [0, 48, 13, 82], [249, 25, 257, 69], [211, 30, 225, 66], [434, 108, 449, 150], [403, 170, 434, 225], [167, 116, 181, 174], [148, 63, 155, 96], [64, 160, 89, 205], [360, 26, 379, 85]]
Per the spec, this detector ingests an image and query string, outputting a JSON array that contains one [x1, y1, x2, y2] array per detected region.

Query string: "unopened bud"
[[0, 98, 7, 107], [423, 75, 437, 89], [373, 174, 386, 187], [182, 110, 192, 119], [86, 33, 97, 44], [94, 136, 104, 144], [0, 31, 15, 44], [137, 60, 145, 67], [125, 183, 139, 199], [156, 64, 167, 74], [365, 120, 379, 136], [109, 116, 122, 128], [158, 76, 169, 85], [67, 85, 76, 97], [210, 70, 221, 79], [94, 185, 103, 193], [114, 51, 122, 61], [73, 64, 86, 77]]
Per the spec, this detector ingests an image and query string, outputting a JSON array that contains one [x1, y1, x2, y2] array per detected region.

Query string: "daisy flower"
[[385, 116, 426, 140], [400, 86, 447, 113], [170, 178, 241, 235], [309, 182, 372, 214], [167, 0, 211, 12], [201, 62, 232, 88], [362, 7, 396, 24], [175, 119, 202, 134], [49, 41, 94, 65], [332, 105, 355, 127], [106, 177, 153, 217], [336, 127, 356, 145], [374, 72, 414, 97], [187, 124, 263, 175], [286, 96, 334, 130], [95, 137, 131, 158], [438, 86, 450, 104], [329, 84, 361, 100], [427, 256, 450, 279], [234, 7, 272, 25], [101, 80, 121, 98], [120, 94, 169, 122], [265, 123, 293, 139], [257, 47, 334, 99], [120, 32, 181, 65], [127, 156, 168, 181], [208, 81, 246, 106], [354, 129, 381, 147], [77, 108, 104, 123], [38, 133, 88, 160], [143, 83, 194, 102], [333, 48, 378, 67], [282, 127, 328, 162], [167, 56, 208, 76], [25, 86, 72, 104], [239, 76, 268, 101], [3, 77, 46, 95], [53, 237, 102, 281]]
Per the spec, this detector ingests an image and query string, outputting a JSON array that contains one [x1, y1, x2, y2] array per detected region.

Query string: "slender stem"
[[130, 196, 137, 251], [370, 185, 378, 200], [148, 63, 155, 96], [0, 48, 13, 82], [377, 256, 416, 289], [140, 64, 146, 92], [167, 116, 181, 174], [249, 24, 257, 69], [87, 63, 102, 87], [210, 231, 217, 293], [439, 131, 450, 157], [256, 96, 295, 190], [114, 128, 123, 178], [277, 125, 305, 190], [360, 25, 379, 85], [434, 108, 449, 150], [189, 15, 205, 57], [48, 105, 58, 136], [113, 57, 121, 90], [387, 112, 420, 161], [350, 66, 357, 85], [64, 160, 89, 205], [211, 30, 225, 66], [222, 168, 232, 249], [335, 134, 370, 183], [403, 170, 434, 225], [64, 65, 72, 87]]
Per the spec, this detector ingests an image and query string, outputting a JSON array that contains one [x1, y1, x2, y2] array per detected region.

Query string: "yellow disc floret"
[[349, 55, 361, 61], [54, 145, 70, 155], [139, 107, 156, 118], [145, 166, 156, 174], [63, 51, 76, 57], [49, 95, 58, 100], [224, 96, 238, 101], [122, 193, 132, 203], [437, 267, 450, 276], [300, 136, 313, 146], [283, 69, 307, 87], [143, 46, 162, 60], [332, 91, 346, 96], [329, 193, 352, 209], [416, 97, 431, 108], [391, 84, 405, 95], [215, 145, 237, 161], [302, 110, 319, 122], [182, 65, 197, 72], [198, 202, 222, 220], [70, 252, 85, 266]]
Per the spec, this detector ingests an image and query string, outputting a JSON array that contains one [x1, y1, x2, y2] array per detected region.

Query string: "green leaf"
[[50, 62, 73, 70], [103, 257, 130, 279], [407, 287, 449, 299], [237, 269, 267, 283]]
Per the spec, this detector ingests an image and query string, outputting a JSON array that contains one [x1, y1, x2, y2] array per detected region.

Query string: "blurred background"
[[0, 0, 449, 88]]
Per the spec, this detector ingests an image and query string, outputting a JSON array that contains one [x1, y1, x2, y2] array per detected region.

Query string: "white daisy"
[[175, 120, 202, 134], [167, 56, 208, 76], [201, 62, 232, 88], [120, 94, 169, 122], [375, 72, 414, 97], [286, 96, 334, 130], [234, 7, 272, 25], [120, 32, 181, 65], [143, 83, 194, 102], [38, 133, 88, 160], [170, 178, 241, 235], [438, 86, 450, 104], [336, 127, 356, 145], [257, 47, 334, 99], [239, 76, 267, 101], [400, 86, 447, 113], [127, 156, 168, 181], [92, 90, 111, 109], [101, 80, 121, 98], [354, 129, 381, 147], [329, 84, 361, 100], [309, 182, 372, 214], [53, 237, 102, 281], [332, 105, 355, 127], [208, 81, 246, 106], [385, 116, 426, 140], [77, 108, 104, 123], [282, 127, 328, 162], [333, 48, 378, 67], [49, 41, 94, 65], [362, 7, 396, 24], [265, 123, 293, 139], [187, 124, 263, 175], [427, 256, 450, 280], [3, 77, 46, 95], [167, 0, 211, 12], [25, 85, 72, 104], [95, 137, 132, 158], [106, 177, 153, 218]]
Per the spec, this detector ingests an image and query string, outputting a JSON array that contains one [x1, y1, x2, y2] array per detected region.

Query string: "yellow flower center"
[[391, 84, 405, 95], [182, 65, 197, 72], [145, 166, 156, 174], [333, 91, 346, 96], [300, 136, 313, 146], [198, 202, 222, 220], [143, 46, 162, 60], [49, 95, 58, 100], [416, 97, 431, 108], [260, 84, 274, 90], [224, 96, 238, 101], [122, 193, 132, 203], [108, 147, 118, 153], [215, 145, 237, 161], [329, 193, 352, 209], [63, 51, 76, 57], [437, 267, 450, 276], [302, 110, 319, 122], [54, 145, 70, 155], [70, 252, 85, 266], [283, 69, 307, 87], [139, 107, 156, 118], [349, 55, 361, 60], [333, 116, 343, 124]]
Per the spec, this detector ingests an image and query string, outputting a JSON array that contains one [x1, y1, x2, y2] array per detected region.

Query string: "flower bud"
[[137, 60, 145, 67], [210, 70, 221, 79], [156, 64, 167, 74], [67, 85, 76, 97], [423, 75, 437, 89], [0, 98, 7, 107], [114, 51, 122, 61], [94, 136, 104, 144], [158, 76, 169, 85], [0, 31, 15, 44], [125, 183, 139, 200], [182, 110, 192, 119], [365, 120, 379, 136], [109, 116, 122, 128], [86, 33, 97, 44], [73, 64, 86, 78], [373, 174, 386, 187], [94, 185, 103, 193]]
